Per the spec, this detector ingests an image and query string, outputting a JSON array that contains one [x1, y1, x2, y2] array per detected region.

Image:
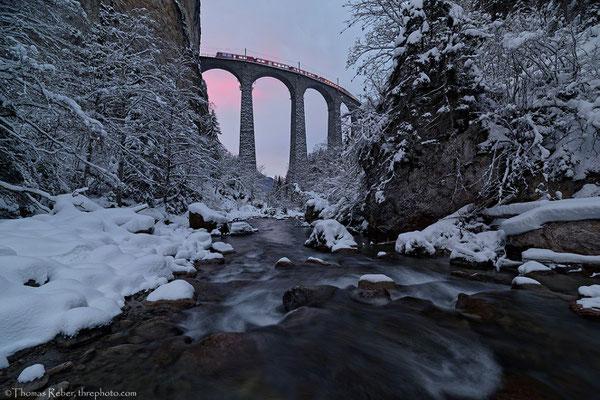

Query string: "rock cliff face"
[[362, 126, 491, 241]]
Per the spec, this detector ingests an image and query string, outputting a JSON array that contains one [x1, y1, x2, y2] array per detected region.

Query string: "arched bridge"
[[200, 52, 360, 181]]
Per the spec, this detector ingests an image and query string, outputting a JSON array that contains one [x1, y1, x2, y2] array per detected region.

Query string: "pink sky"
[[201, 0, 363, 177]]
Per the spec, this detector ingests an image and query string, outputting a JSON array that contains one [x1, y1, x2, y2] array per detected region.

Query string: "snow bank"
[[500, 197, 600, 235], [0, 193, 216, 365], [522, 248, 600, 265], [304, 219, 357, 252], [17, 363, 45, 383], [146, 280, 195, 302], [518, 261, 551, 275], [188, 202, 228, 223], [512, 276, 541, 286]]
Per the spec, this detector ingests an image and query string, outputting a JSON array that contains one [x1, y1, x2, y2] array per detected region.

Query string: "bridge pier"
[[327, 95, 342, 150], [288, 87, 308, 183], [239, 73, 256, 169]]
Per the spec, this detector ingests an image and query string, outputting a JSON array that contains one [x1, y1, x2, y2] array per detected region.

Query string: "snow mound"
[[147, 280, 195, 302], [518, 261, 551, 275], [212, 242, 234, 254], [512, 276, 541, 286], [188, 202, 228, 224], [17, 363, 45, 383], [376, 251, 387, 258], [304, 219, 357, 253], [230, 221, 256, 235], [175, 231, 213, 261], [522, 248, 600, 265], [501, 197, 600, 235]]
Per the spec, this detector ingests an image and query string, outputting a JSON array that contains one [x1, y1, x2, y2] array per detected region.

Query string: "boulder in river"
[[275, 257, 293, 268], [282, 285, 338, 311], [358, 274, 397, 290], [304, 219, 358, 253]]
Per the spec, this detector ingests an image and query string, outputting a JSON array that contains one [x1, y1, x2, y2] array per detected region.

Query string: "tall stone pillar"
[[287, 86, 308, 183], [327, 95, 342, 150], [239, 73, 256, 169]]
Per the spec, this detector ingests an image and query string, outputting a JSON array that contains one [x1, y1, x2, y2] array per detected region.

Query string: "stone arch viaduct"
[[199, 53, 360, 182]]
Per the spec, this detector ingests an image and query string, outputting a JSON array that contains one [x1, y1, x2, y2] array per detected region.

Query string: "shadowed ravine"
[[2, 218, 599, 399]]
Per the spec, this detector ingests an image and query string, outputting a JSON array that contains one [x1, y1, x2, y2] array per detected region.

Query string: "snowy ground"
[[0, 194, 243, 368]]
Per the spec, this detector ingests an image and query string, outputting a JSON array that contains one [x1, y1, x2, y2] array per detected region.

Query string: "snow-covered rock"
[[305, 198, 328, 223], [304, 219, 357, 253], [230, 221, 256, 236], [376, 251, 387, 258], [574, 285, 600, 315], [511, 276, 541, 287], [306, 256, 331, 266], [211, 242, 234, 254], [188, 202, 228, 230], [522, 248, 600, 266], [17, 363, 45, 383], [146, 280, 195, 302], [275, 257, 293, 267], [500, 197, 600, 235], [518, 261, 551, 275], [358, 274, 396, 290], [395, 205, 469, 256]]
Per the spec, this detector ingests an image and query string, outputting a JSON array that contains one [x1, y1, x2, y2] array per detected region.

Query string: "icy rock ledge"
[[304, 219, 358, 253]]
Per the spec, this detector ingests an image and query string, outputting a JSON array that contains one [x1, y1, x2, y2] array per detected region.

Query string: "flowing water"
[[175, 218, 600, 399], [3, 218, 599, 399]]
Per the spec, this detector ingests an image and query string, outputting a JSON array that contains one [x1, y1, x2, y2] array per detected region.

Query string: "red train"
[[215, 52, 356, 100]]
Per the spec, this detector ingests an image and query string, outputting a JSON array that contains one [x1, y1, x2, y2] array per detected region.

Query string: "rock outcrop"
[[506, 219, 600, 258]]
